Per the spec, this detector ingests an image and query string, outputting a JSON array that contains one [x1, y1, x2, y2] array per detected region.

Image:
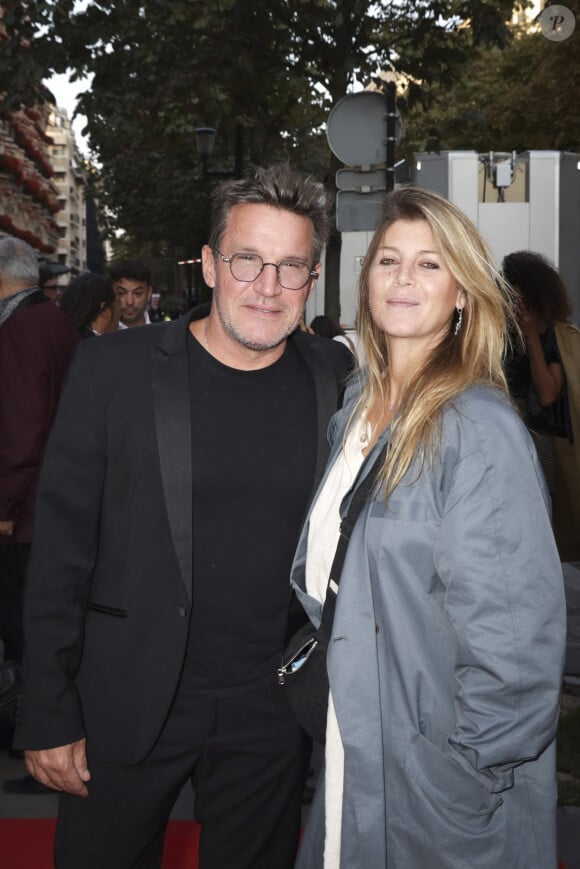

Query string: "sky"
[[43, 0, 92, 153], [45, 71, 92, 155]]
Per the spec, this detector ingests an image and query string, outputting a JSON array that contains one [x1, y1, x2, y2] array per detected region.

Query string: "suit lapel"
[[293, 333, 339, 500], [151, 315, 193, 601]]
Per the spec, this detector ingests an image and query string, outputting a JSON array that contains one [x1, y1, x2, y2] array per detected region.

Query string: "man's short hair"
[[39, 266, 57, 288], [0, 238, 39, 284], [108, 260, 151, 286], [208, 164, 332, 264]]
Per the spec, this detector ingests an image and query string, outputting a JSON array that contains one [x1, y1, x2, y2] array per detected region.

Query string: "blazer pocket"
[[86, 601, 128, 618]]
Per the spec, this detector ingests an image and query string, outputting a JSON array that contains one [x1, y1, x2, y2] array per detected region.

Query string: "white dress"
[[305, 414, 369, 869]]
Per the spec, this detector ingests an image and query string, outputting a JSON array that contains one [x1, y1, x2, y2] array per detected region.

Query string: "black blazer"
[[15, 312, 351, 761]]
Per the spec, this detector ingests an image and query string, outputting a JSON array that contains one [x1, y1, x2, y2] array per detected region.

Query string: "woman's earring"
[[454, 307, 463, 336]]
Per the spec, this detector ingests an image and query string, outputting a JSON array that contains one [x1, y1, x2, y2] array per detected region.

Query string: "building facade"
[[0, 103, 60, 254], [46, 107, 87, 273]]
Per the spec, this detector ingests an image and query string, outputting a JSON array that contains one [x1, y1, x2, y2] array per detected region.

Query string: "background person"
[[109, 259, 153, 328], [291, 187, 565, 869], [39, 264, 66, 305], [0, 239, 79, 764], [60, 273, 120, 338], [502, 251, 571, 482], [310, 315, 360, 363], [14, 164, 351, 869], [502, 249, 580, 561]]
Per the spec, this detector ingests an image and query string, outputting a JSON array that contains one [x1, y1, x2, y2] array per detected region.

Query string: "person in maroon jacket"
[[0, 238, 80, 703]]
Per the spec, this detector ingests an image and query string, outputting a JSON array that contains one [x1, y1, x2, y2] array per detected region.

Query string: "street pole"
[[386, 81, 396, 192], [177, 258, 202, 309]]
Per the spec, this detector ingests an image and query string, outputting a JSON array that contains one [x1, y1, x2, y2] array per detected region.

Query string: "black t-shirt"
[[505, 327, 568, 436], [180, 333, 316, 695], [505, 328, 562, 403]]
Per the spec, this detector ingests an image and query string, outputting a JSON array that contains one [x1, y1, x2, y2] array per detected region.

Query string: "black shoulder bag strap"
[[316, 441, 388, 644], [278, 441, 388, 691]]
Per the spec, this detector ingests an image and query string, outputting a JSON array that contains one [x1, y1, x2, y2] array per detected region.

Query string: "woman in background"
[[291, 188, 565, 869], [503, 250, 579, 559], [60, 273, 119, 338], [502, 250, 572, 480], [310, 315, 360, 363]]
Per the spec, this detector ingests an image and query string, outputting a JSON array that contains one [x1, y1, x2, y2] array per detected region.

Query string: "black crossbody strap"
[[317, 442, 388, 640]]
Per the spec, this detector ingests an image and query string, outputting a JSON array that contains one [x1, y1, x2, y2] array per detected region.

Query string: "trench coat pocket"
[[370, 498, 435, 523], [403, 732, 503, 817]]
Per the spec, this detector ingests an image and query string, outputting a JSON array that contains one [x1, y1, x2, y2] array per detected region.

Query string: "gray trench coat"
[[291, 383, 566, 869]]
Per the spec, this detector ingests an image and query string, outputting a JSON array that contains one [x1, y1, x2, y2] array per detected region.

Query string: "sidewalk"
[[1, 744, 578, 867], [557, 804, 580, 869]]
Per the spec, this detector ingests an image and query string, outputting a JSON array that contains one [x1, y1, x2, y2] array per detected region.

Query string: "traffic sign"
[[327, 91, 402, 168], [336, 190, 385, 233], [336, 168, 387, 191]]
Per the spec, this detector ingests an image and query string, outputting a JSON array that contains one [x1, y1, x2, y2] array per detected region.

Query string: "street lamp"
[[195, 127, 217, 177], [195, 125, 243, 179]]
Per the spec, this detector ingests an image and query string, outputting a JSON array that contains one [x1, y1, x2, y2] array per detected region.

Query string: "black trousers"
[[55, 679, 310, 869], [0, 541, 30, 663]]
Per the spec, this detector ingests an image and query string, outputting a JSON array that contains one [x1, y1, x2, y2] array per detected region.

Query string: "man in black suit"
[[15, 165, 351, 869]]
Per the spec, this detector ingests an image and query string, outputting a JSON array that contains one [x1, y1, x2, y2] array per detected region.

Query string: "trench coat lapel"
[[151, 315, 193, 601]]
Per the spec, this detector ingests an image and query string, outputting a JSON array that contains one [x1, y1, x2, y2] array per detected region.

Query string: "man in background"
[[0, 239, 79, 746], [109, 260, 153, 328], [39, 264, 67, 304]]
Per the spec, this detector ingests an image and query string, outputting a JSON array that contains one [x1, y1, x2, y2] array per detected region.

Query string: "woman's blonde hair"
[[354, 186, 517, 498]]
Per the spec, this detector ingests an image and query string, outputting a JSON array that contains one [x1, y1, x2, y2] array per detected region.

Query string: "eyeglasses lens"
[[229, 254, 310, 290]]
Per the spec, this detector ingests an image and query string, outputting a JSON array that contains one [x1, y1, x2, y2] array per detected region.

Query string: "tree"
[[0, 2, 54, 111], [275, 0, 518, 317], [400, 3, 580, 157], [38, 1, 332, 277], [3, 0, 522, 307]]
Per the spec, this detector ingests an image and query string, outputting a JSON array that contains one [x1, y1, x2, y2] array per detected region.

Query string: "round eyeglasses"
[[214, 249, 318, 290]]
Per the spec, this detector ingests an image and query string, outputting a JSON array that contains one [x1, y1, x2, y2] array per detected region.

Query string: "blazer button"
[[375, 623, 380, 634], [177, 605, 187, 618]]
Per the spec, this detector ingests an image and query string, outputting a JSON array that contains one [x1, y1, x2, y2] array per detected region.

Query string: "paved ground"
[[1, 744, 579, 867], [558, 805, 580, 869]]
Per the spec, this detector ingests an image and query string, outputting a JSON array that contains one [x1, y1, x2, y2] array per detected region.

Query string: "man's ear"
[[304, 262, 321, 301], [201, 245, 216, 288]]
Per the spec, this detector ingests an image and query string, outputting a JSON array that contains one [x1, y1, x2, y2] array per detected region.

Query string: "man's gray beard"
[[214, 291, 299, 352]]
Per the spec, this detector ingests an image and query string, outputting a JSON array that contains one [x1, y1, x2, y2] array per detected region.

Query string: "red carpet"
[[0, 819, 201, 869], [0, 820, 569, 869]]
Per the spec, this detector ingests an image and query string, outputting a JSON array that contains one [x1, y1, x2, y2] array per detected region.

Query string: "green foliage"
[[401, 6, 580, 157], [558, 777, 580, 806], [558, 706, 580, 778], [2, 0, 524, 296], [0, 0, 66, 110]]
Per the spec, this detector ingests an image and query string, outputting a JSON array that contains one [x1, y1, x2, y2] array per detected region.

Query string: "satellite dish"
[[327, 91, 401, 167]]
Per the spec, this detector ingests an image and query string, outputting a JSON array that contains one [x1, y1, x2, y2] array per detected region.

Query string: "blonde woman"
[[290, 187, 565, 869]]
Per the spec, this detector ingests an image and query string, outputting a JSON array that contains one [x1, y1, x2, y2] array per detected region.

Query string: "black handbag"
[[278, 444, 387, 744]]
